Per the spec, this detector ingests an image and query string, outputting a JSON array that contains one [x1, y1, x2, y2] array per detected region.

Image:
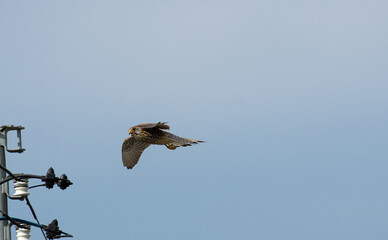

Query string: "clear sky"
[[1, 0, 388, 239]]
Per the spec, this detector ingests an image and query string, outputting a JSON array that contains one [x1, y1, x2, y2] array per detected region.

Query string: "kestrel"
[[122, 122, 204, 169]]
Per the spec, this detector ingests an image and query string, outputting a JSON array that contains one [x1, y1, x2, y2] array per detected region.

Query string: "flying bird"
[[122, 122, 204, 169]]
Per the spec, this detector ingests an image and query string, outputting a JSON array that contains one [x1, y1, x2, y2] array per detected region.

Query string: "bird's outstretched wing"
[[122, 137, 151, 169], [134, 122, 170, 130]]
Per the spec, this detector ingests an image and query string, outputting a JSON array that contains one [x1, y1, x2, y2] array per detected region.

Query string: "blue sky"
[[1, 0, 388, 239]]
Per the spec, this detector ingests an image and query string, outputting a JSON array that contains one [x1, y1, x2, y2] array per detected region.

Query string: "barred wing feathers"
[[121, 137, 151, 169]]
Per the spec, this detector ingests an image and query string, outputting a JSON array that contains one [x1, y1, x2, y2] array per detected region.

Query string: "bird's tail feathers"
[[166, 132, 204, 147]]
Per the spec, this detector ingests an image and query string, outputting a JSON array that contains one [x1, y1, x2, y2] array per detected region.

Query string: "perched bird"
[[122, 122, 204, 169]]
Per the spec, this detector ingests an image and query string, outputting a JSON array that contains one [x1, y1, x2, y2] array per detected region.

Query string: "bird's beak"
[[128, 129, 133, 134]]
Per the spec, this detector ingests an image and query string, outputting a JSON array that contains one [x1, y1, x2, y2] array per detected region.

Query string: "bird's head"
[[129, 127, 141, 136]]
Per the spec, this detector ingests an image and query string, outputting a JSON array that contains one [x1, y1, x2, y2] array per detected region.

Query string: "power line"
[[25, 197, 47, 240], [0, 125, 73, 240]]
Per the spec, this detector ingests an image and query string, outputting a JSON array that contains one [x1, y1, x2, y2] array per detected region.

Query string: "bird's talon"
[[165, 144, 177, 150]]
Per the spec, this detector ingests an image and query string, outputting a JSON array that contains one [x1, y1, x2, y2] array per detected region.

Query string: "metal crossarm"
[[0, 125, 25, 153]]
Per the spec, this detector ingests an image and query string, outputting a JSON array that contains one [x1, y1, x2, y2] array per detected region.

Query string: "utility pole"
[[0, 125, 72, 240], [0, 145, 9, 240], [0, 125, 25, 240]]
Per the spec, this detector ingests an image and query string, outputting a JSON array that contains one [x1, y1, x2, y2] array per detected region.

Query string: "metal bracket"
[[0, 125, 25, 153]]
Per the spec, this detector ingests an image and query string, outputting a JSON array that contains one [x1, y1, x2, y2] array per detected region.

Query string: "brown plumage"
[[121, 122, 204, 169]]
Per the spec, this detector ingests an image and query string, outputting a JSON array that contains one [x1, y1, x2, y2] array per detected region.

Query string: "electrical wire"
[[0, 165, 21, 181], [0, 174, 44, 186], [0, 217, 74, 238], [29, 184, 46, 189], [25, 197, 48, 240], [0, 165, 73, 238], [0, 210, 24, 228], [0, 217, 41, 228]]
